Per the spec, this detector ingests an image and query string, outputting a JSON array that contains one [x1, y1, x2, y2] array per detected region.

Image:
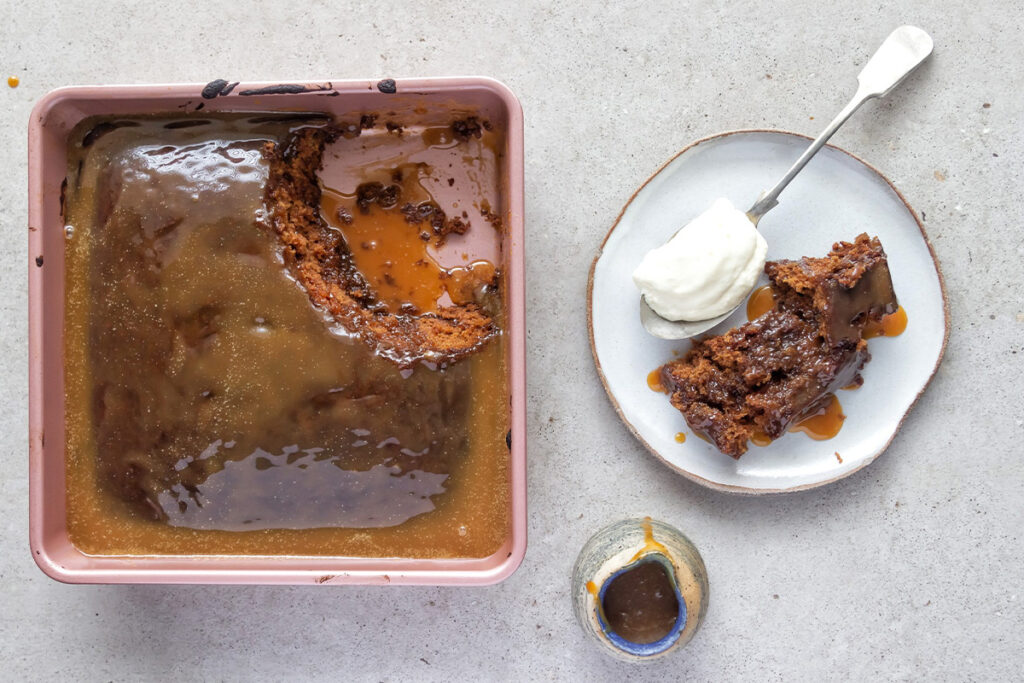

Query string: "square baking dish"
[[28, 77, 526, 585]]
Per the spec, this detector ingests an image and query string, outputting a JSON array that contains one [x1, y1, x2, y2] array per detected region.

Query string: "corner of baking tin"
[[470, 76, 523, 116], [480, 528, 528, 586], [28, 86, 84, 137], [28, 530, 79, 585]]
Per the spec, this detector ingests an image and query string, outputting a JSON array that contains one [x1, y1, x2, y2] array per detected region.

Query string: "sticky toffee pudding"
[[63, 115, 510, 557], [659, 234, 899, 458]]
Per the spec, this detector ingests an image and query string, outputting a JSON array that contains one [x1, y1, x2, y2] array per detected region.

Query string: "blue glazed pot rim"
[[595, 553, 687, 657]]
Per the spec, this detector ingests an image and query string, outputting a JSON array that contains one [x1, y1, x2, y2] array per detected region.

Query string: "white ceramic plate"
[[588, 130, 949, 494]]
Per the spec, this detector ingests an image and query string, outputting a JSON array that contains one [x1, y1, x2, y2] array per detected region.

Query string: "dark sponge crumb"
[[400, 201, 471, 244], [451, 116, 488, 140], [356, 182, 402, 212]]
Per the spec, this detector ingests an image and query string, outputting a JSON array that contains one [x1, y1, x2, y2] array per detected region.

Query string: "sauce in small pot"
[[601, 559, 681, 644]]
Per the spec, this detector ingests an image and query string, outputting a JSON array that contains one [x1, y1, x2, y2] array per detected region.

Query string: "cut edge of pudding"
[[263, 125, 498, 367], [660, 234, 898, 458]]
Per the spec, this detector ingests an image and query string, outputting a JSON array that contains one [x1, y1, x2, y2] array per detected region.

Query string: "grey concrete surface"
[[2, 1, 1022, 680]]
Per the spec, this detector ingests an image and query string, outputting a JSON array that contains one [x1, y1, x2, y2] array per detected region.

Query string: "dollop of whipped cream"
[[632, 198, 768, 321]]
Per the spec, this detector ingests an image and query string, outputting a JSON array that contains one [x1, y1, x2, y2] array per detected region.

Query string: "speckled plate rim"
[[586, 128, 950, 495]]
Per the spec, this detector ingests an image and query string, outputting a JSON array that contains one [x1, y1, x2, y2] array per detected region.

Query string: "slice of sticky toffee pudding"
[[660, 234, 898, 458]]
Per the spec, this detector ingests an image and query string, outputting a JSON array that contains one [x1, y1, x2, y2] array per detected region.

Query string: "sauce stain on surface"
[[420, 125, 458, 149], [674, 432, 686, 443]]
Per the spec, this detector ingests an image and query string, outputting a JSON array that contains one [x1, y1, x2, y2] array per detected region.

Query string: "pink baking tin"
[[28, 77, 526, 585]]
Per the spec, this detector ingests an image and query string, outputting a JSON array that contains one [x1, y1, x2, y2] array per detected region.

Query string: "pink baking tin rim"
[[27, 77, 527, 585]]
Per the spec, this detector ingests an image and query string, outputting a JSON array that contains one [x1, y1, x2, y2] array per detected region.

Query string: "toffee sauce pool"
[[600, 559, 680, 645]]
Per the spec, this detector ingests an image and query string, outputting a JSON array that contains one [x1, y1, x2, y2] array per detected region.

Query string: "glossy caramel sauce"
[[749, 394, 847, 447], [749, 393, 846, 447], [647, 369, 667, 393], [320, 176, 497, 314], [7, 75, 19, 88], [420, 125, 458, 148], [323, 195, 446, 313], [445, 261, 498, 306], [789, 393, 846, 440], [746, 284, 775, 320], [674, 432, 687, 443], [864, 305, 908, 339], [62, 116, 509, 557], [750, 429, 773, 447], [844, 307, 907, 391], [745, 287, 899, 444], [601, 559, 680, 644], [751, 286, 907, 341]]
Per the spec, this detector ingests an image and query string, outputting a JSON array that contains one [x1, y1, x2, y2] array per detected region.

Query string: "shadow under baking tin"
[[594, 554, 687, 657]]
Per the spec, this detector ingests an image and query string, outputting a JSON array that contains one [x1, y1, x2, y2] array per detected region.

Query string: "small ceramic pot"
[[571, 518, 709, 662]]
